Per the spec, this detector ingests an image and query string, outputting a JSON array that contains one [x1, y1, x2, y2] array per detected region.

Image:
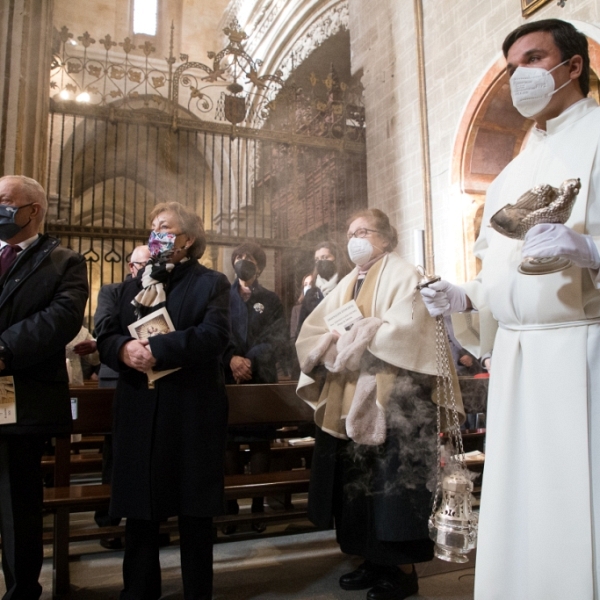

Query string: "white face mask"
[[509, 60, 570, 118], [347, 237, 373, 266], [303, 284, 311, 295]]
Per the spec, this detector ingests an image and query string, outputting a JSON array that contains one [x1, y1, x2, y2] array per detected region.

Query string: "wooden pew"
[[44, 387, 113, 597], [227, 382, 314, 426], [44, 382, 314, 598]]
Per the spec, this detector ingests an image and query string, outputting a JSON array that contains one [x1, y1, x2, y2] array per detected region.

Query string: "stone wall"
[[349, 0, 600, 280], [53, 0, 230, 64], [0, 0, 54, 180]]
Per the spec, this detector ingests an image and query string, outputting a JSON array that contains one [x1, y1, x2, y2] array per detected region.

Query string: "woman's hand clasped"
[[230, 355, 253, 383], [119, 339, 157, 372]]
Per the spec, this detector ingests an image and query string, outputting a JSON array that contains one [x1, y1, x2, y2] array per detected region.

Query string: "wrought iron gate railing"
[[46, 23, 367, 328]]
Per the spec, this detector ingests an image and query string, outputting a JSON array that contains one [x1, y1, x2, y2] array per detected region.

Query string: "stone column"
[[0, 0, 53, 182]]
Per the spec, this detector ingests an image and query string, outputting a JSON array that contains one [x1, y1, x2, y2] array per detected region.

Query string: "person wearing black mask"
[[0, 176, 88, 598], [222, 242, 288, 531], [296, 241, 349, 338], [224, 243, 287, 385]]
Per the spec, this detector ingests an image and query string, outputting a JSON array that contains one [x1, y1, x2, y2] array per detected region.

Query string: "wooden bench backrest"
[[69, 386, 114, 435], [68, 381, 313, 431], [226, 382, 314, 426], [57, 382, 314, 486]]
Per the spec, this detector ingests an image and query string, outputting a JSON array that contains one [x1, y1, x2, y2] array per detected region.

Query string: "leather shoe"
[[99, 537, 123, 550], [339, 561, 382, 591], [221, 524, 237, 535], [367, 566, 418, 600], [252, 521, 267, 533]]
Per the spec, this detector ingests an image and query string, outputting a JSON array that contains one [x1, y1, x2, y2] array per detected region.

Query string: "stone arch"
[[239, 0, 349, 83], [451, 21, 600, 282]]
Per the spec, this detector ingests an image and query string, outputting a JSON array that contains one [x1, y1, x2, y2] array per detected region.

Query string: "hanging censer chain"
[[414, 268, 444, 512], [414, 266, 478, 563], [433, 314, 469, 508]]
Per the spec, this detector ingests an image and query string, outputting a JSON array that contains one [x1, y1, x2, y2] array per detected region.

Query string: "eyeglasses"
[[130, 261, 147, 268], [347, 228, 380, 240]]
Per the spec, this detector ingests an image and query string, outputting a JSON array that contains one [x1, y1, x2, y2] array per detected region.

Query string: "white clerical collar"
[[0, 233, 40, 252], [533, 97, 599, 138]]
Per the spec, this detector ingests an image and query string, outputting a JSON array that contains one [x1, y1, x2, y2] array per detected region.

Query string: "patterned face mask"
[[148, 231, 178, 258]]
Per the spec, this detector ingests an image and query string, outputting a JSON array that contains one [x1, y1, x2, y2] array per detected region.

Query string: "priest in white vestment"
[[421, 19, 600, 600]]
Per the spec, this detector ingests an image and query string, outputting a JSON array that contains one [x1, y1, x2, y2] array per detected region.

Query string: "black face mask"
[[234, 259, 257, 281], [0, 203, 32, 242], [316, 259, 336, 280]]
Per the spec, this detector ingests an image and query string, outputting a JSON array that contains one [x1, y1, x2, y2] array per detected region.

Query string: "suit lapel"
[[0, 236, 58, 311]]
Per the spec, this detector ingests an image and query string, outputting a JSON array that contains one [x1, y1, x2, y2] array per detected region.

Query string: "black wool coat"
[[223, 279, 288, 384], [95, 260, 231, 520], [0, 234, 88, 435]]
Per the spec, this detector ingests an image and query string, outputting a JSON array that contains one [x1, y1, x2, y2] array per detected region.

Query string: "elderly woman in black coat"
[[96, 202, 230, 600]]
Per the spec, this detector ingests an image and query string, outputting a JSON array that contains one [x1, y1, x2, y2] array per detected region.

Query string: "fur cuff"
[[300, 332, 335, 374], [330, 317, 382, 373], [346, 371, 386, 446]]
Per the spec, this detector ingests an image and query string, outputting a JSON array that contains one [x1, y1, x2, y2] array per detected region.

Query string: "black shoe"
[[221, 524, 237, 535], [339, 561, 382, 591], [100, 537, 123, 550], [366, 566, 418, 600], [252, 521, 267, 533]]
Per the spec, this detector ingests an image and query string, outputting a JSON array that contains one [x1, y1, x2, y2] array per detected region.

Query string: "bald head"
[[0, 176, 47, 243], [0, 176, 47, 214], [128, 245, 151, 276]]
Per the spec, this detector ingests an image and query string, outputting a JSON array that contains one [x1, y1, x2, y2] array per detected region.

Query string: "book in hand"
[[0, 376, 16, 425], [324, 300, 364, 335], [128, 307, 180, 384]]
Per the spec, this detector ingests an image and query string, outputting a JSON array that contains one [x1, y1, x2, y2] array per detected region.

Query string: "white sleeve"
[[452, 176, 503, 358], [584, 155, 600, 287]]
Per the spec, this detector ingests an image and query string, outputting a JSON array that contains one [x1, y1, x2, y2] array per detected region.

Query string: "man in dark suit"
[[0, 175, 88, 599], [78, 245, 151, 542], [87, 246, 152, 389]]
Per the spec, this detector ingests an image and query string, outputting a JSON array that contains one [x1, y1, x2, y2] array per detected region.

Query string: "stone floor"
[[32, 518, 475, 600]]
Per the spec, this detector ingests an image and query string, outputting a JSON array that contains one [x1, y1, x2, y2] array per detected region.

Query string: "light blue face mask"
[[148, 230, 178, 258]]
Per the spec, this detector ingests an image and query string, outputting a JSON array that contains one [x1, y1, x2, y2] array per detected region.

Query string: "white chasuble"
[[458, 98, 600, 600]]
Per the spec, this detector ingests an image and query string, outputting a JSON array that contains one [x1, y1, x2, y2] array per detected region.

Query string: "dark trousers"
[[0, 435, 46, 600], [225, 441, 270, 514], [120, 515, 213, 600]]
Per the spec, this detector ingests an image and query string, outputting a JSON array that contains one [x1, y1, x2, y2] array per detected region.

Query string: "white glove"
[[419, 280, 468, 317], [522, 223, 600, 269]]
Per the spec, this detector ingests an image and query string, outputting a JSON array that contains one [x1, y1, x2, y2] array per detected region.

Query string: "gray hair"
[[0, 175, 48, 217]]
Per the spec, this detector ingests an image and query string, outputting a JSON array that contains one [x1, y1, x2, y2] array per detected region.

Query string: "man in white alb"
[[421, 19, 600, 600]]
